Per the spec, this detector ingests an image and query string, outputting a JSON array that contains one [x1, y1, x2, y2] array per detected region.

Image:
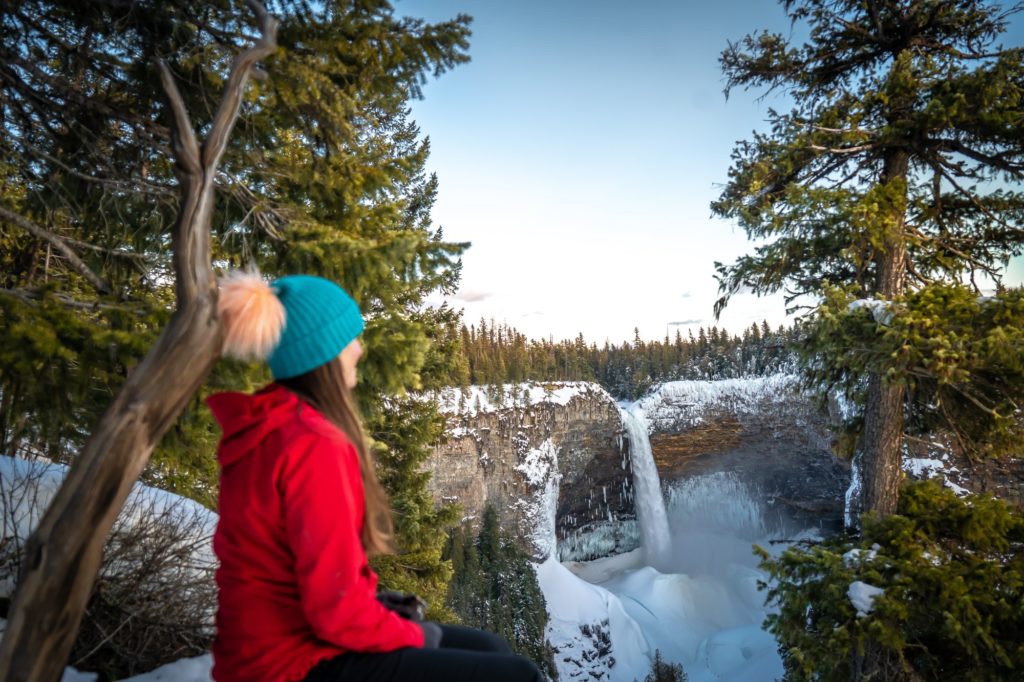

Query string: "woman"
[[207, 273, 544, 682]]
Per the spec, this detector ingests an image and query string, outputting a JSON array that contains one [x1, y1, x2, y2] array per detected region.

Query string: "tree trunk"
[[0, 5, 276, 680], [859, 145, 910, 518], [861, 373, 905, 516]]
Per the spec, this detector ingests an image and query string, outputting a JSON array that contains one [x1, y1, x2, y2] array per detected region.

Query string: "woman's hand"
[[376, 591, 426, 621]]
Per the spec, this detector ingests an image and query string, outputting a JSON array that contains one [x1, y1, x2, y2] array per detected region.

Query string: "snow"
[[844, 452, 863, 530], [0, 457, 218, 600], [847, 581, 884, 617], [843, 544, 880, 566], [434, 382, 614, 418], [0, 456, 217, 682], [536, 556, 651, 682], [904, 449, 970, 496], [516, 438, 557, 487], [541, 469, 814, 682], [116, 655, 212, 681], [512, 439, 561, 560], [632, 375, 800, 433], [847, 299, 893, 325]]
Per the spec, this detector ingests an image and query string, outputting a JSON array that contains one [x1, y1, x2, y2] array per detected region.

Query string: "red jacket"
[[207, 384, 424, 682]]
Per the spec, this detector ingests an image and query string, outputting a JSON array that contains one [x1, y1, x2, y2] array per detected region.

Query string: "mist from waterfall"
[[618, 406, 672, 570], [557, 406, 818, 682]]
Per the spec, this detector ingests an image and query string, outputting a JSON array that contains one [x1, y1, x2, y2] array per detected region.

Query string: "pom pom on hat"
[[218, 270, 286, 361]]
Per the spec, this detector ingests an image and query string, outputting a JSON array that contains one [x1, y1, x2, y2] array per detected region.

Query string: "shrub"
[[0, 457, 216, 680]]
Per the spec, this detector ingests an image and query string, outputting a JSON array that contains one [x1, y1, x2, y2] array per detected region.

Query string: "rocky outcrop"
[[425, 383, 632, 560], [635, 376, 850, 533]]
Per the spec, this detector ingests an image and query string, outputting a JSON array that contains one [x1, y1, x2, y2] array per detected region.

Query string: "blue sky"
[[400, 0, 1024, 343]]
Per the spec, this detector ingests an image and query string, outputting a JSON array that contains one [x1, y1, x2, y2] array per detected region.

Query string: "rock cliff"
[[634, 376, 849, 533], [425, 383, 633, 560], [425, 377, 853, 560], [425, 375, 1022, 564]]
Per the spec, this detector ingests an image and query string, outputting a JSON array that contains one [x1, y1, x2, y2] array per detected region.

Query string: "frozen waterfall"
[[619, 405, 672, 569]]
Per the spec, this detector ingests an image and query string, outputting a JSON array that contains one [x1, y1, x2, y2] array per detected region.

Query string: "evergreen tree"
[[0, 0, 471, 603], [759, 481, 1024, 681], [445, 507, 558, 679], [641, 649, 688, 682], [712, 0, 1024, 515]]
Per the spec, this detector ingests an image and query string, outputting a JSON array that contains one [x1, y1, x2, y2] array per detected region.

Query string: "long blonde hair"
[[278, 358, 395, 556]]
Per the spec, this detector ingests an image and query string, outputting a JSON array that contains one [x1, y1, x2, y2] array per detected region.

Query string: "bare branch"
[[19, 144, 175, 198], [906, 225, 1001, 277], [0, 206, 112, 294], [62, 237, 150, 270], [157, 62, 201, 179], [936, 138, 1024, 174], [936, 164, 1023, 234]]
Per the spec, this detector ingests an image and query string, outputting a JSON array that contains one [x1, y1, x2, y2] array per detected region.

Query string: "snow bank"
[[536, 556, 650, 682], [0, 456, 218, 598], [0, 456, 219, 682]]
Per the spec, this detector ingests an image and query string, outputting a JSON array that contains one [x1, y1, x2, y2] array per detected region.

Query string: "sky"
[[399, 0, 1024, 344]]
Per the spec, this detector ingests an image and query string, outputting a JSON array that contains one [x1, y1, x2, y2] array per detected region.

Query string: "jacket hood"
[[206, 384, 304, 467]]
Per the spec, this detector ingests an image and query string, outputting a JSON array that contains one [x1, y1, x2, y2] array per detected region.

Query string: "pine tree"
[[445, 508, 558, 679], [712, 0, 1024, 515], [642, 649, 688, 682], [0, 0, 472, 604]]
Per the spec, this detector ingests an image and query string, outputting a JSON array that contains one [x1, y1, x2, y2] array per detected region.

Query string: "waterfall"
[[619, 406, 671, 569]]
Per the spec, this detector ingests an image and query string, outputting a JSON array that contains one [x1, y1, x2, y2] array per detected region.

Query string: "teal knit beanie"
[[267, 275, 365, 380]]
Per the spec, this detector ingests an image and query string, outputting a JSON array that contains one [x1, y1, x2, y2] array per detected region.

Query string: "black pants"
[[303, 625, 544, 682]]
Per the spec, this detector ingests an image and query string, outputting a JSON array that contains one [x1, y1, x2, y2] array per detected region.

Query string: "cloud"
[[667, 319, 702, 326], [454, 289, 492, 303], [680, 292, 692, 299]]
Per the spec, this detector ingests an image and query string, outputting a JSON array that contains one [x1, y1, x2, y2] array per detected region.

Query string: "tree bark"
[[861, 373, 905, 516], [0, 4, 277, 680], [860, 146, 910, 517]]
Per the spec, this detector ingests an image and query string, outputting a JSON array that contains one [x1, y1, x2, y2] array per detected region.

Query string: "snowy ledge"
[[630, 374, 802, 433], [432, 381, 615, 418]]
